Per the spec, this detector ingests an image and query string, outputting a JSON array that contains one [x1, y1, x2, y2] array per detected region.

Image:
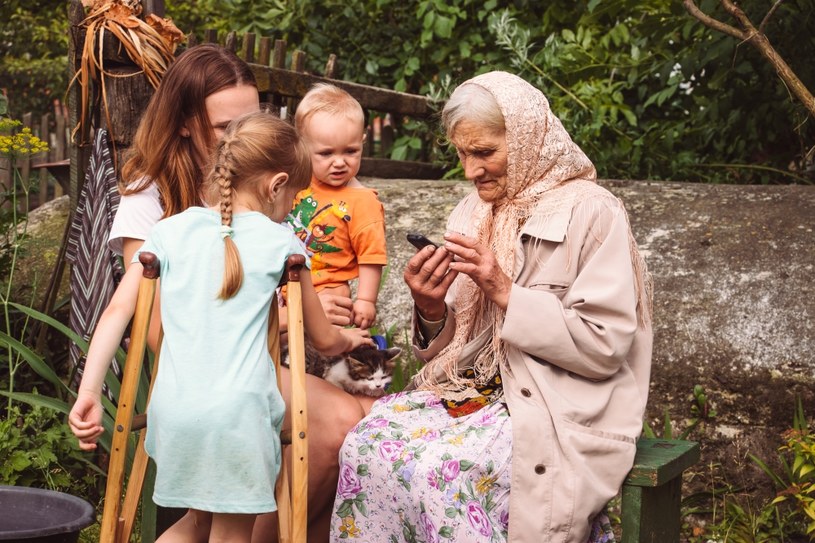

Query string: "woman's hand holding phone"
[[406, 233, 438, 251]]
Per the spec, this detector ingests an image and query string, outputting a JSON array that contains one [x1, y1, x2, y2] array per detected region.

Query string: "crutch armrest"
[[285, 254, 306, 283], [139, 251, 160, 279]]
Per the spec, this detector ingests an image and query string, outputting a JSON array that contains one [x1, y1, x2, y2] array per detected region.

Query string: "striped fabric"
[[66, 129, 124, 383]]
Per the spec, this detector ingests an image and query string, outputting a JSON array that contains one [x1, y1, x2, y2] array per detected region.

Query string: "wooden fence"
[[188, 30, 447, 179], [0, 106, 70, 212]]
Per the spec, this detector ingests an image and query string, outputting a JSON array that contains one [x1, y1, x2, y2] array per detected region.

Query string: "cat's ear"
[[384, 347, 402, 360], [347, 356, 368, 372]]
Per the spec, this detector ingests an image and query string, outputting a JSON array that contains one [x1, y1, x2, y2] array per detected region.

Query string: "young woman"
[[71, 111, 373, 541]]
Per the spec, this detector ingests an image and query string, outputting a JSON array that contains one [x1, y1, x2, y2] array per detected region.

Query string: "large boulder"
[[3, 195, 71, 308], [17, 180, 815, 498]]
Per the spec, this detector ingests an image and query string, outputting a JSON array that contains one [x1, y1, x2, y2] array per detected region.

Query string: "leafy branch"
[[683, 0, 815, 120]]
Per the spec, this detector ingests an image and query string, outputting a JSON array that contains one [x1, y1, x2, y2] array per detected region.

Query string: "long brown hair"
[[121, 44, 257, 218], [210, 112, 312, 299]]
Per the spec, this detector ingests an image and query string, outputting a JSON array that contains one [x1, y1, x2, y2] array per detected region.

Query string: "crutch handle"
[[139, 251, 160, 279], [285, 254, 306, 282]]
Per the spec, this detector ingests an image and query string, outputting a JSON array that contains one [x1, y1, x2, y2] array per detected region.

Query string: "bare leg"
[[355, 394, 377, 415], [156, 509, 211, 542], [253, 371, 366, 543], [209, 512, 256, 543]]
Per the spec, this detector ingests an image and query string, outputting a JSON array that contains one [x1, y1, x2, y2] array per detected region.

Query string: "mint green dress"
[[138, 207, 306, 513]]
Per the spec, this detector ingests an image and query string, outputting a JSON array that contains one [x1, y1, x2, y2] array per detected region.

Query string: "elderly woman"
[[328, 71, 652, 543]]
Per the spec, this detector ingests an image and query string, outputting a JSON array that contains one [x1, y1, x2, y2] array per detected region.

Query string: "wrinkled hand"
[[68, 393, 104, 451], [443, 232, 512, 310], [403, 244, 458, 320], [353, 299, 376, 329], [318, 292, 354, 327], [341, 326, 375, 351]]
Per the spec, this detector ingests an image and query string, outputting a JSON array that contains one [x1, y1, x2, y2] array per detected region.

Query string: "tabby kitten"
[[282, 342, 402, 397]]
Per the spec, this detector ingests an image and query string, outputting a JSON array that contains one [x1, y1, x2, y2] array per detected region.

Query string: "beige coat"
[[414, 188, 652, 543]]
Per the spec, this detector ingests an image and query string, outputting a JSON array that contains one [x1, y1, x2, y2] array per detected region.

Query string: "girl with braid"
[[69, 111, 373, 542]]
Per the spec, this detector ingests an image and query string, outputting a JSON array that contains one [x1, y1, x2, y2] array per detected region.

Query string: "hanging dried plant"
[[71, 0, 185, 144]]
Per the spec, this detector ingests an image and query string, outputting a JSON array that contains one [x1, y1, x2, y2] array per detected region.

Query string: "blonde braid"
[[214, 136, 244, 299]]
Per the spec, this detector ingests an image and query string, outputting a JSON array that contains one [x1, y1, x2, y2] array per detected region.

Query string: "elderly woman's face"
[[450, 120, 509, 203]]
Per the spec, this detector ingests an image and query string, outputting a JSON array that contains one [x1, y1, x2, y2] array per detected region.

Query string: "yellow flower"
[[0, 122, 49, 158], [339, 516, 360, 538], [0, 119, 21, 131], [411, 427, 432, 439], [393, 404, 411, 413], [446, 434, 464, 445], [476, 474, 497, 495]]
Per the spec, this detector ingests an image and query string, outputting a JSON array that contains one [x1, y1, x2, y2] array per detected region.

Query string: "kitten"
[[282, 342, 402, 397]]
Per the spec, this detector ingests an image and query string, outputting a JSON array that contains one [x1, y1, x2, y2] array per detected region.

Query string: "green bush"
[[0, 400, 101, 496]]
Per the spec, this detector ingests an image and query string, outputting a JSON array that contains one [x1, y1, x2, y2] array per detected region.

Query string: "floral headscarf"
[[414, 71, 651, 400]]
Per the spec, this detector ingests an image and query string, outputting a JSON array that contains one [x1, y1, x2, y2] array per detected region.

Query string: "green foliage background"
[[0, 0, 69, 121], [3, 0, 814, 183], [167, 0, 815, 183]]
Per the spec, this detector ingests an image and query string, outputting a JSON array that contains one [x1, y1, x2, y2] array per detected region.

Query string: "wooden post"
[[258, 37, 272, 66], [103, 65, 153, 171], [37, 113, 51, 208], [286, 50, 307, 120], [68, 0, 91, 209], [272, 40, 287, 113], [224, 30, 237, 52], [380, 116, 394, 158], [241, 32, 256, 64], [143, 0, 165, 17], [54, 111, 66, 198]]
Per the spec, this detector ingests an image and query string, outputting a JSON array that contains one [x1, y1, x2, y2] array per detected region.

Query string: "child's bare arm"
[[300, 271, 372, 354], [69, 264, 143, 449], [353, 264, 383, 329], [122, 237, 162, 351]]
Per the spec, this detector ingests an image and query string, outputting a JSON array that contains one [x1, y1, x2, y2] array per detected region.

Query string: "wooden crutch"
[[99, 252, 160, 543], [270, 254, 309, 543], [103, 253, 308, 542]]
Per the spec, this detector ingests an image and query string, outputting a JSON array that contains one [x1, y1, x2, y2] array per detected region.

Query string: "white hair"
[[441, 82, 505, 138]]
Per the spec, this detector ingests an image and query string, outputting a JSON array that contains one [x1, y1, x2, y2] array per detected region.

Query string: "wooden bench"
[[622, 438, 701, 542]]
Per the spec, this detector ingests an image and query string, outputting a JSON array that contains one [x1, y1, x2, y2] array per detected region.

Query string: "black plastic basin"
[[0, 485, 95, 542]]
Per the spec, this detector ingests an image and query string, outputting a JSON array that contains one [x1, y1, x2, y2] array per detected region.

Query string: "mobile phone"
[[406, 232, 438, 250]]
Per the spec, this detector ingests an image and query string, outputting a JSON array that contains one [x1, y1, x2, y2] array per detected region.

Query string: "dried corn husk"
[[70, 0, 185, 145]]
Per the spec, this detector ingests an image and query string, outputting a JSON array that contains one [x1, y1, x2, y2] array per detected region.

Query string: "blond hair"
[[208, 111, 311, 299], [294, 83, 365, 133]]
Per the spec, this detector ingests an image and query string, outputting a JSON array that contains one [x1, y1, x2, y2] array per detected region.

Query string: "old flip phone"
[[406, 233, 438, 250]]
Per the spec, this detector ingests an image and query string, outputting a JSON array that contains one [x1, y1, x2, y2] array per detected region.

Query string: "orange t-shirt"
[[285, 179, 387, 291]]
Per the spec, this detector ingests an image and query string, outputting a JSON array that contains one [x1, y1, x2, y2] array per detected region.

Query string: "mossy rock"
[[2, 195, 71, 309]]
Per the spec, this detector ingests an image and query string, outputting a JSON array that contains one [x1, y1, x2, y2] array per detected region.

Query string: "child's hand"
[[353, 299, 377, 329], [68, 392, 104, 451], [341, 326, 375, 351]]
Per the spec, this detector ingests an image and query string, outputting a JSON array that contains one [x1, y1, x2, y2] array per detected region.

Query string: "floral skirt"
[[329, 390, 615, 542]]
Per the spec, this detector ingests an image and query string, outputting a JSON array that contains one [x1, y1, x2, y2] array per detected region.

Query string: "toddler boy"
[[286, 83, 387, 329]]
